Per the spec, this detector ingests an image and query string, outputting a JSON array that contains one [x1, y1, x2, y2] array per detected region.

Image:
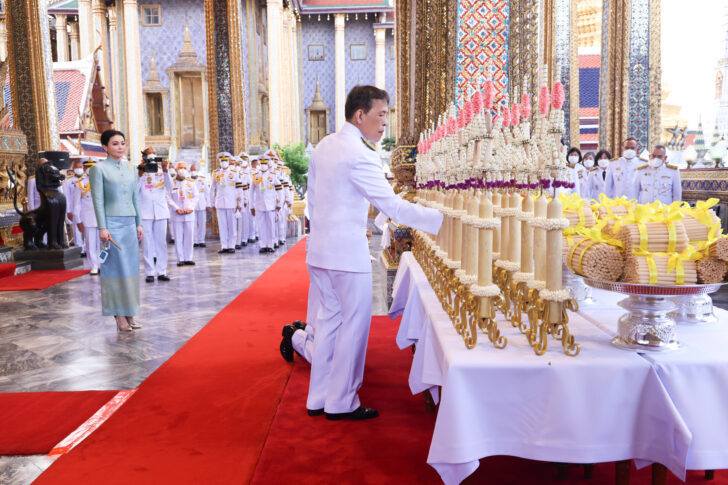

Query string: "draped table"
[[389, 252, 728, 485]]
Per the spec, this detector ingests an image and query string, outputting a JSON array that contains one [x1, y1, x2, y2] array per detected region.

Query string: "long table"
[[389, 252, 728, 485]]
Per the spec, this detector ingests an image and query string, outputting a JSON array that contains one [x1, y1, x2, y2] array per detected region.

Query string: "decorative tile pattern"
[[212, 0, 234, 153], [555, 0, 572, 142], [345, 18, 376, 94], [456, 0, 509, 110], [628, 0, 650, 150], [238, 0, 251, 141], [301, 17, 336, 137]]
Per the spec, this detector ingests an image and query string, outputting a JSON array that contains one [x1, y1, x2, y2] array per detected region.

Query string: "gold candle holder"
[[509, 279, 532, 333], [526, 296, 581, 356]]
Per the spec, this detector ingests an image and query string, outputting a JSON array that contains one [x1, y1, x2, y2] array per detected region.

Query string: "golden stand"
[[494, 267, 514, 320], [526, 296, 581, 356], [510, 281, 534, 334]]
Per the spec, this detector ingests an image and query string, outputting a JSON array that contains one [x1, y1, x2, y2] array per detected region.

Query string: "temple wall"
[[300, 17, 336, 139]]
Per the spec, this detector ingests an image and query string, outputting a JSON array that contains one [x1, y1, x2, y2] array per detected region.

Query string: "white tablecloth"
[[389, 253, 728, 485]]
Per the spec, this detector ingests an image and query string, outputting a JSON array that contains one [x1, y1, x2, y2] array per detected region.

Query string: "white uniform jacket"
[[72, 173, 98, 228], [64, 176, 81, 216], [307, 122, 443, 273], [587, 167, 607, 202], [212, 168, 238, 209], [193, 175, 211, 211], [634, 163, 682, 205], [252, 170, 280, 212], [168, 178, 199, 222], [236, 171, 252, 208], [605, 157, 641, 200], [138, 171, 174, 220], [27, 176, 40, 210]]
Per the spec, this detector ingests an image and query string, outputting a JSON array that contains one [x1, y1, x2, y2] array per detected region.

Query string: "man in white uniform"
[[73, 159, 100, 274], [212, 154, 238, 253], [295, 86, 443, 420], [251, 157, 280, 253], [169, 162, 199, 266], [64, 159, 85, 249], [191, 164, 211, 247], [279, 166, 294, 246], [138, 157, 174, 282], [634, 145, 682, 205], [236, 153, 254, 246], [26, 174, 40, 211], [605, 138, 641, 200]]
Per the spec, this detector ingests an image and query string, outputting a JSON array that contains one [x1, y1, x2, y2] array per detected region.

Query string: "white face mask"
[[191, 171, 198, 178], [598, 159, 609, 169], [649, 158, 663, 168], [261, 164, 269, 172], [168, 169, 177, 178], [241, 162, 248, 169], [220, 161, 229, 169], [623, 149, 636, 159], [568, 155, 579, 164], [73, 168, 84, 176], [177, 169, 188, 179], [583, 158, 595, 168]]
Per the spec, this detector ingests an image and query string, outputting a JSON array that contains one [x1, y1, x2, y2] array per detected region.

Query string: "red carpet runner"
[[35, 240, 309, 484], [0, 391, 117, 455], [252, 317, 728, 485], [0, 269, 90, 291]]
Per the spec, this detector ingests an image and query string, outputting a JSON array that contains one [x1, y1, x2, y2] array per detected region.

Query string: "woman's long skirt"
[[100, 216, 140, 316]]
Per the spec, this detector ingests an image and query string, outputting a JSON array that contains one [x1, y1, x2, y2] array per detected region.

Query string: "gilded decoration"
[[390, 144, 416, 196], [599, 0, 629, 157], [508, 0, 539, 111], [395, 0, 412, 142], [204, 0, 220, 161], [552, 0, 579, 145], [680, 169, 728, 203], [648, 0, 662, 149], [226, 0, 247, 154]]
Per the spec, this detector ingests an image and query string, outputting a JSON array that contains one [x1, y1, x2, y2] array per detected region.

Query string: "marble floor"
[[0, 232, 389, 485]]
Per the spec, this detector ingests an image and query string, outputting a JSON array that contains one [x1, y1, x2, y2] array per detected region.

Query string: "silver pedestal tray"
[[563, 263, 594, 304], [584, 280, 724, 352]]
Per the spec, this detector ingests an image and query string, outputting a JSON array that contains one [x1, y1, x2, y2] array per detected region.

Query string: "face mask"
[[73, 168, 84, 176], [168, 169, 177, 178], [649, 158, 663, 168], [242, 163, 248, 169], [220, 161, 229, 169], [191, 171, 198, 178], [261, 164, 269, 172], [177, 169, 188, 179], [598, 159, 609, 169], [583, 159, 595, 168], [568, 155, 579, 164], [623, 149, 636, 159]]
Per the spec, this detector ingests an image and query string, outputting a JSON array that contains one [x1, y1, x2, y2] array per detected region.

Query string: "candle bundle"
[[614, 218, 689, 254], [680, 199, 721, 244], [622, 251, 699, 285], [697, 257, 728, 284], [708, 237, 728, 261], [565, 225, 624, 282]]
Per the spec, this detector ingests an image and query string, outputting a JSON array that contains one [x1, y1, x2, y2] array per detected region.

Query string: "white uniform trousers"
[[306, 265, 372, 413], [256, 210, 276, 249], [169, 218, 175, 240], [82, 226, 100, 271], [216, 208, 235, 249], [72, 223, 84, 248], [252, 215, 258, 239], [174, 220, 194, 262], [142, 219, 169, 277], [277, 208, 288, 243], [241, 209, 252, 242], [292, 263, 322, 363], [235, 210, 244, 245], [194, 210, 207, 244]]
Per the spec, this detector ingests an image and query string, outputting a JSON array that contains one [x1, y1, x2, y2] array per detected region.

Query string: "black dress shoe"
[[259, 248, 267, 254], [241, 242, 247, 247], [158, 274, 170, 282], [226, 248, 236, 254], [247, 239, 255, 244], [169, 239, 175, 244], [199, 243, 207, 248], [193, 243, 200, 247], [177, 262, 185, 267], [291, 320, 307, 331], [280, 324, 296, 362], [267, 248, 275, 253], [235, 245, 241, 250], [307, 408, 324, 417], [80, 252, 87, 257], [218, 249, 226, 254], [184, 261, 196, 265], [326, 406, 379, 421], [145, 276, 155, 283]]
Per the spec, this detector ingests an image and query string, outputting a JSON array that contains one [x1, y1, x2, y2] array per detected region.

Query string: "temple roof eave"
[[291, 0, 394, 15]]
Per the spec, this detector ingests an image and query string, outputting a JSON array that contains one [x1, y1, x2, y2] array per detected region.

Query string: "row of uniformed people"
[[565, 139, 682, 205]]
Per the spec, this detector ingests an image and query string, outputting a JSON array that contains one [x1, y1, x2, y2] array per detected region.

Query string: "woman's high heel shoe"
[[115, 316, 133, 332], [126, 317, 142, 330]]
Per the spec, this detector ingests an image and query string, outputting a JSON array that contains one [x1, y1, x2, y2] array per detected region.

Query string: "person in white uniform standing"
[[279, 165, 294, 246], [73, 159, 101, 275], [212, 154, 238, 254], [293, 86, 443, 421], [605, 137, 641, 200], [190, 163, 211, 247], [236, 153, 254, 246], [251, 157, 280, 253], [65, 159, 85, 249], [138, 155, 174, 282], [168, 162, 199, 266], [26, 173, 40, 211], [588, 150, 611, 201], [634, 144, 682, 205]]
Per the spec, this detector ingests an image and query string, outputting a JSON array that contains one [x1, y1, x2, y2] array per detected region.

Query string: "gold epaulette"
[[275, 185, 283, 190], [185, 177, 193, 181], [588, 167, 597, 172], [666, 163, 678, 170], [566, 162, 575, 169], [241, 184, 250, 190], [29, 175, 35, 179], [637, 164, 648, 170], [235, 182, 243, 188]]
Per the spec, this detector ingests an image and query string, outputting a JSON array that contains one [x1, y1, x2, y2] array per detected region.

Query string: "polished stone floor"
[[0, 232, 390, 484]]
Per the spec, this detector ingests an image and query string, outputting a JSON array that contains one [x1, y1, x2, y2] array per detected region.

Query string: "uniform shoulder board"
[[666, 163, 678, 170], [361, 137, 376, 151], [637, 164, 648, 170], [235, 182, 243, 188], [29, 175, 35, 179], [185, 177, 194, 181], [588, 167, 597, 172], [566, 162, 575, 169], [242, 184, 250, 190]]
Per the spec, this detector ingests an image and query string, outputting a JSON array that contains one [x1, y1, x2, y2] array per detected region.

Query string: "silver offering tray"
[[583, 280, 725, 352]]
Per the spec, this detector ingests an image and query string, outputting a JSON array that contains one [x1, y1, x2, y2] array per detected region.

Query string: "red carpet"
[[0, 263, 15, 279], [0, 269, 90, 291], [0, 391, 117, 455], [252, 317, 728, 485], [34, 240, 309, 484]]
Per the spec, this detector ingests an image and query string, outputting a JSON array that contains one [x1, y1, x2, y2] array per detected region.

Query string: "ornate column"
[[122, 0, 144, 163], [78, 0, 93, 57], [5, 0, 61, 168], [292, 15, 302, 142], [55, 14, 68, 62], [334, 13, 346, 131], [108, 9, 120, 125], [92, 0, 110, 85], [266, 0, 282, 144], [68, 21, 80, 60], [0, 20, 7, 61], [374, 27, 386, 90]]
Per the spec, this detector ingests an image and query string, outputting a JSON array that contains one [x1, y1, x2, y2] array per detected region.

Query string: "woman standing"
[[588, 150, 612, 201], [89, 130, 144, 332]]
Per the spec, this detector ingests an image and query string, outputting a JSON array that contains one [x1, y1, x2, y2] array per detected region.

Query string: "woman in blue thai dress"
[[89, 130, 144, 331]]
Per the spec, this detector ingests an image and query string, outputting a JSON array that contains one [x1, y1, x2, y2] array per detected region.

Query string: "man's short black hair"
[[345, 85, 390, 120]]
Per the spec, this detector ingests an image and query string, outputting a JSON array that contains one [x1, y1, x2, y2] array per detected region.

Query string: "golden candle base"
[[509, 281, 533, 333], [494, 267, 514, 319], [526, 297, 581, 357]]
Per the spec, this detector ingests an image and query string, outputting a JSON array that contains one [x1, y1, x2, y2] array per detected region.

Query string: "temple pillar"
[[55, 14, 68, 62], [93, 0, 110, 86], [108, 9, 120, 126], [0, 20, 7, 61], [122, 0, 144, 163], [68, 21, 80, 60], [5, 0, 61, 168], [374, 27, 386, 90], [78, 0, 93, 57], [266, 0, 282, 144], [334, 13, 346, 131]]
